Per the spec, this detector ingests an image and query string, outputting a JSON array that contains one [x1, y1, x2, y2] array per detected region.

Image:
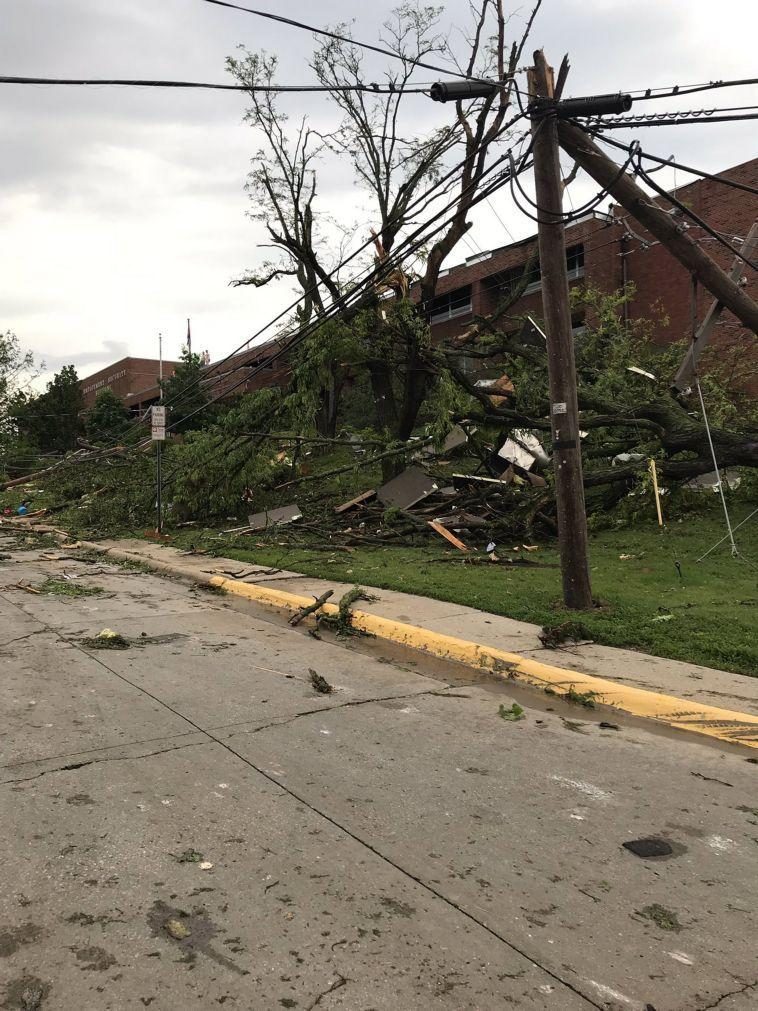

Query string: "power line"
[[589, 132, 758, 198], [204, 0, 492, 84], [631, 160, 758, 271], [588, 109, 758, 130], [0, 75, 430, 95], [624, 77, 758, 102]]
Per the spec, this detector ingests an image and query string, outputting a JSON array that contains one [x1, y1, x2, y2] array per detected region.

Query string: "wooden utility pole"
[[527, 50, 593, 610], [556, 121, 758, 334]]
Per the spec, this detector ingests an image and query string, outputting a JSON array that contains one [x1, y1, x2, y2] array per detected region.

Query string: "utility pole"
[[186, 317, 192, 357], [527, 50, 593, 610], [556, 121, 758, 334], [673, 221, 758, 392]]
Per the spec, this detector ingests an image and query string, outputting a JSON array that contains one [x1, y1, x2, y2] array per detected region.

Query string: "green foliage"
[[13, 364, 84, 454], [167, 387, 288, 519], [160, 346, 208, 432], [37, 577, 104, 597], [86, 388, 131, 444], [498, 702, 525, 721], [563, 686, 597, 709]]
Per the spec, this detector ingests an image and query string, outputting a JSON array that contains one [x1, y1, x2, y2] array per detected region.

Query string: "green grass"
[[195, 510, 758, 676]]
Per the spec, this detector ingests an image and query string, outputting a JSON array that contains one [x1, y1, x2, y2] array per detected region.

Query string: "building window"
[[566, 243, 585, 279], [484, 243, 585, 298], [426, 285, 472, 324]]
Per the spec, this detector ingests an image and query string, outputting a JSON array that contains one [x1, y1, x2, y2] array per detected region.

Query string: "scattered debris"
[[564, 686, 597, 709], [334, 489, 377, 514], [638, 904, 682, 932], [539, 621, 592, 648], [309, 669, 333, 694], [498, 702, 525, 721], [627, 365, 656, 381], [318, 586, 378, 638], [623, 838, 674, 859], [613, 452, 645, 466], [80, 629, 131, 650], [289, 590, 334, 627], [247, 504, 303, 532], [691, 771, 733, 788], [497, 430, 549, 470], [475, 372, 515, 407], [377, 466, 439, 510], [452, 473, 511, 490], [428, 520, 468, 552], [175, 849, 204, 864], [164, 918, 192, 940], [685, 468, 741, 493], [37, 577, 104, 598]]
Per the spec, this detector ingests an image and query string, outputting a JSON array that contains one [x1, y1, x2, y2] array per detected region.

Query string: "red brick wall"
[[620, 158, 758, 358], [80, 357, 178, 409]]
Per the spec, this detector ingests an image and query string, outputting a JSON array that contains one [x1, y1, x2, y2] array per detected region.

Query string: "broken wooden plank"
[[452, 473, 511, 490], [428, 520, 468, 552], [377, 467, 438, 510], [334, 489, 377, 514]]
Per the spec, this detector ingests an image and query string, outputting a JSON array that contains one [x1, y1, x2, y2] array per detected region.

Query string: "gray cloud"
[[1, 0, 756, 369]]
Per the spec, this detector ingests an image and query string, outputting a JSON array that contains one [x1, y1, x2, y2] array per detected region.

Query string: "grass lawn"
[[184, 507, 758, 677]]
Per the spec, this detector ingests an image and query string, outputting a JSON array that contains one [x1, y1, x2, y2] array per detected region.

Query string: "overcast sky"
[[1, 0, 756, 383]]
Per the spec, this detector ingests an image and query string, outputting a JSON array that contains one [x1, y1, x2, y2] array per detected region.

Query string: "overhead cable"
[[589, 132, 758, 198], [625, 77, 758, 102], [0, 75, 430, 95], [204, 0, 492, 84]]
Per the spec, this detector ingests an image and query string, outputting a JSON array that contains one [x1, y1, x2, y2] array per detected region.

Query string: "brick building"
[[419, 156, 758, 360], [80, 357, 179, 410]]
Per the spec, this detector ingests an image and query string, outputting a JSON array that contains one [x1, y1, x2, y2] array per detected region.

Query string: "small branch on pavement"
[[289, 589, 334, 626]]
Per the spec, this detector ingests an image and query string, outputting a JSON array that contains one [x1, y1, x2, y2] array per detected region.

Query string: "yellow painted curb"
[[209, 576, 758, 750]]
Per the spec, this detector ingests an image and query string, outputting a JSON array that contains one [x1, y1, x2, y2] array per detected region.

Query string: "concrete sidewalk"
[[100, 537, 758, 718]]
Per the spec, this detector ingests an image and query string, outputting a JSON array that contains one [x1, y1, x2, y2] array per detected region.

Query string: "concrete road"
[[1, 531, 757, 1011]]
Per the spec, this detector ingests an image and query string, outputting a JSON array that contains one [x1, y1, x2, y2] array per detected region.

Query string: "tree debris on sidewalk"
[[498, 702, 525, 721], [80, 628, 131, 650], [309, 669, 333, 694], [539, 621, 592, 649], [289, 590, 334, 626], [317, 586, 378, 638]]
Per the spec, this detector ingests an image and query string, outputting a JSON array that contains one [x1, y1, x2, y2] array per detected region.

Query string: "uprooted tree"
[[444, 283, 758, 509]]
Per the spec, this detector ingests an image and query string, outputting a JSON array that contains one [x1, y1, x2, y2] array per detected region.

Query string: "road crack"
[[306, 974, 348, 1010], [3, 740, 210, 785], [216, 686, 466, 739], [696, 979, 758, 1009]]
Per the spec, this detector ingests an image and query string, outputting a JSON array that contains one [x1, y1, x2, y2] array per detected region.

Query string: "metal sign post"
[[151, 404, 166, 533]]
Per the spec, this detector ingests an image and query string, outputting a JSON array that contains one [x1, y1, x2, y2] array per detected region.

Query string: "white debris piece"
[[685, 468, 741, 492], [498, 430, 549, 470], [612, 452, 645, 466]]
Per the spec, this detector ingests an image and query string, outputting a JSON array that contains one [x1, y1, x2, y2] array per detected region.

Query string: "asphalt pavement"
[[1, 531, 757, 1010]]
